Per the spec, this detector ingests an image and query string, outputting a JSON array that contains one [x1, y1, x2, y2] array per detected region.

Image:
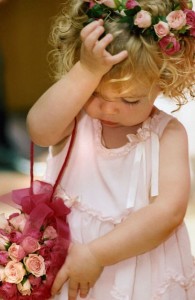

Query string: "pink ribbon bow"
[[12, 180, 71, 238]]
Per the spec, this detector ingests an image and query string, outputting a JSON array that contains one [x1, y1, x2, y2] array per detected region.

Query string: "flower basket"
[[0, 121, 77, 299]]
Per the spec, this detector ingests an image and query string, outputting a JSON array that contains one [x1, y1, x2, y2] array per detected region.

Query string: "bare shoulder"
[[160, 117, 188, 150]]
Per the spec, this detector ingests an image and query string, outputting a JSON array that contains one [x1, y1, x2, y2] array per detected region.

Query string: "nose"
[[100, 101, 118, 115]]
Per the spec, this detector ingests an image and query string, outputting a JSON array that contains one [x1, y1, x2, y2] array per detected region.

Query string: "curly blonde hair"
[[49, 0, 195, 104]]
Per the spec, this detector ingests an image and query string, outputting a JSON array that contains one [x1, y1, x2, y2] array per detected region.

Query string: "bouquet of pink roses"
[[0, 121, 76, 300], [0, 180, 71, 300]]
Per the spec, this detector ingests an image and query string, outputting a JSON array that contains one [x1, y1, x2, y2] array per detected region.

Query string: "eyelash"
[[122, 99, 140, 105], [92, 93, 141, 105]]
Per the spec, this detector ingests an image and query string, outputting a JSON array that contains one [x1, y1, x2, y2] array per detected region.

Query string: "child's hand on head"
[[51, 243, 103, 300], [80, 19, 128, 78]]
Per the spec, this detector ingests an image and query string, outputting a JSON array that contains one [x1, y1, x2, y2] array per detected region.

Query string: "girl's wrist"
[[78, 60, 105, 82]]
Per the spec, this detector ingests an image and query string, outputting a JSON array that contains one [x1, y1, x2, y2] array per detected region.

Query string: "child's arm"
[[51, 119, 190, 299], [27, 19, 127, 147]]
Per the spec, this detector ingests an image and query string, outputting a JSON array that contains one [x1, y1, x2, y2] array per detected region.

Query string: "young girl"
[[27, 0, 195, 299]]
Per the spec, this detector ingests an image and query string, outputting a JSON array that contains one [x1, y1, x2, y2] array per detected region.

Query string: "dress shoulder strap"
[[151, 110, 174, 138]]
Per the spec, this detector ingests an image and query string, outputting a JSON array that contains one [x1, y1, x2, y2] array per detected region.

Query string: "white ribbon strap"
[[126, 143, 145, 208], [151, 132, 160, 197]]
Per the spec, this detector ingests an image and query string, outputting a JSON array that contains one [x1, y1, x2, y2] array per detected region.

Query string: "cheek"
[[84, 98, 98, 116]]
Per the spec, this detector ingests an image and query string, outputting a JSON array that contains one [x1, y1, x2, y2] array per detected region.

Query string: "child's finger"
[[107, 50, 128, 65], [51, 266, 69, 296], [83, 25, 105, 51], [80, 19, 103, 42], [79, 282, 90, 298], [93, 33, 113, 56], [68, 279, 79, 300]]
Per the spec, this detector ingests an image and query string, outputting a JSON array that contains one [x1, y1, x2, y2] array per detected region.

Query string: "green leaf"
[[159, 16, 167, 23], [87, 4, 104, 18], [119, 15, 135, 29], [179, 26, 188, 34], [124, 6, 141, 17], [5, 242, 11, 251], [21, 276, 28, 285], [41, 274, 47, 281], [166, 42, 174, 49]]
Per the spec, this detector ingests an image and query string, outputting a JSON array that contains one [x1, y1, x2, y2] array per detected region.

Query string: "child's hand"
[[80, 19, 128, 78], [51, 243, 103, 300]]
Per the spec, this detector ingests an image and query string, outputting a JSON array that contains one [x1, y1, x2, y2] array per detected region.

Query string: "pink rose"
[[96, 0, 116, 8], [44, 239, 55, 249], [38, 245, 51, 261], [189, 27, 195, 36], [0, 265, 5, 281], [166, 10, 186, 30], [43, 226, 58, 240], [158, 35, 181, 55], [134, 10, 152, 28], [0, 251, 9, 265], [126, 0, 139, 9], [9, 214, 27, 232], [0, 214, 11, 233], [9, 230, 23, 244], [0, 233, 10, 251], [185, 9, 195, 36], [0, 282, 18, 299], [17, 279, 31, 296], [83, 0, 95, 8], [8, 243, 26, 262], [28, 274, 41, 289], [21, 236, 40, 254], [24, 254, 46, 277], [154, 21, 170, 38], [4, 261, 26, 284]]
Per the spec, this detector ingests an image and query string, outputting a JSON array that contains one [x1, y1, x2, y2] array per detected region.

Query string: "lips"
[[100, 120, 118, 126]]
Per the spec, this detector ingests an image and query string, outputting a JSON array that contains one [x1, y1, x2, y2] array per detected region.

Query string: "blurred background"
[[0, 0, 194, 254]]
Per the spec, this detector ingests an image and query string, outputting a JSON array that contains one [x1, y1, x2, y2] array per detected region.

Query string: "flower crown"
[[84, 0, 195, 55]]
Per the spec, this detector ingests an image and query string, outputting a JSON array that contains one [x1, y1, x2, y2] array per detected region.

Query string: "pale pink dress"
[[45, 109, 195, 300]]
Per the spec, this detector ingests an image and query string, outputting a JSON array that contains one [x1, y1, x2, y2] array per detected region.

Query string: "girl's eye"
[[122, 99, 140, 105]]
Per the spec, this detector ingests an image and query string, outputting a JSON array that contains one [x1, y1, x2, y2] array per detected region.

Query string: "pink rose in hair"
[[126, 0, 139, 9], [4, 261, 26, 284], [134, 10, 152, 28], [166, 10, 186, 30], [96, 0, 117, 8], [0, 251, 9, 265], [83, 0, 95, 8], [21, 236, 40, 254], [24, 254, 46, 277], [184, 9, 195, 36], [189, 27, 195, 36], [8, 243, 26, 262], [158, 35, 181, 55], [154, 21, 170, 38]]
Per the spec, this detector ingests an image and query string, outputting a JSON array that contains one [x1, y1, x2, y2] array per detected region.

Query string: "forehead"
[[96, 82, 150, 98]]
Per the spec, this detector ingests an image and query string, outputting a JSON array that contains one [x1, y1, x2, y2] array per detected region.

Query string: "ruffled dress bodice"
[[45, 109, 195, 300]]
